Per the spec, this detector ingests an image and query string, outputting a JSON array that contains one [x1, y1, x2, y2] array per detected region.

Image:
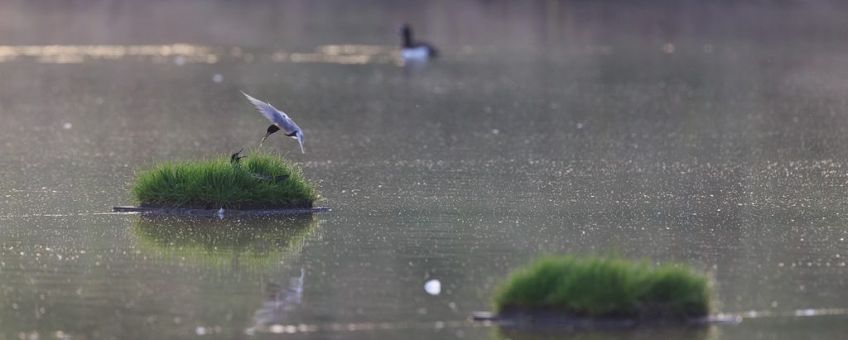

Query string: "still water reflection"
[[2, 1, 848, 339], [133, 215, 318, 269]]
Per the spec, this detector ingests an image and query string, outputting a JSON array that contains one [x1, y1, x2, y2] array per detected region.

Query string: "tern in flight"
[[242, 91, 305, 153]]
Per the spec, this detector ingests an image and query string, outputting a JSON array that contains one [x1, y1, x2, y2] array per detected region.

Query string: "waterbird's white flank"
[[241, 91, 305, 153], [400, 24, 438, 61]]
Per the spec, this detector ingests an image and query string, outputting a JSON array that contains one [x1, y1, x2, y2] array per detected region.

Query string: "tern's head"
[[265, 124, 281, 137], [400, 24, 413, 47]]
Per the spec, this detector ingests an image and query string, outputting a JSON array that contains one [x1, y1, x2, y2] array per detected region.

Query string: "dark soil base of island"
[[471, 309, 738, 331], [114, 205, 330, 217]]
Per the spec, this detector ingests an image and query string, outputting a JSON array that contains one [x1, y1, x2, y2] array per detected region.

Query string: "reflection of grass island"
[[133, 215, 318, 269], [494, 256, 710, 323], [132, 152, 318, 209]]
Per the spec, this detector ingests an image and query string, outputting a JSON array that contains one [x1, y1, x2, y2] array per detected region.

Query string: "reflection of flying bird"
[[241, 91, 305, 153], [400, 24, 438, 60], [252, 268, 305, 328]]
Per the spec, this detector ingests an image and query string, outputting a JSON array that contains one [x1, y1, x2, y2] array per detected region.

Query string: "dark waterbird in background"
[[400, 24, 438, 60], [242, 91, 305, 153]]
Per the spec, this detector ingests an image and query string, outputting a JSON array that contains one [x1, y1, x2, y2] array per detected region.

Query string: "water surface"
[[2, 1, 848, 339]]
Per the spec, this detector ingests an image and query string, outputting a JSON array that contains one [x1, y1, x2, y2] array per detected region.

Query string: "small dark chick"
[[230, 149, 246, 165]]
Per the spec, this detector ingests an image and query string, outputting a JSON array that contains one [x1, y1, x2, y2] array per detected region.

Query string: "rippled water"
[[2, 1, 848, 339]]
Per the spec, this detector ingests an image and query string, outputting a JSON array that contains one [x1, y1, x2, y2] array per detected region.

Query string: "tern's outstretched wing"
[[241, 91, 296, 131]]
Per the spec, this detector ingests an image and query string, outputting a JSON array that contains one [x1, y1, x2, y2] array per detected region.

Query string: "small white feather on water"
[[424, 279, 441, 295]]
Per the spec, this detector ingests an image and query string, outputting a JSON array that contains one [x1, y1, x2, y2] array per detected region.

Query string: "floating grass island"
[[130, 152, 318, 210], [487, 256, 710, 328]]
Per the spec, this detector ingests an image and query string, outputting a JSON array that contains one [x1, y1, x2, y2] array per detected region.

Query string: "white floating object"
[[212, 74, 223, 83], [62, 122, 73, 130], [795, 309, 817, 317], [217, 207, 225, 219], [424, 279, 441, 295]]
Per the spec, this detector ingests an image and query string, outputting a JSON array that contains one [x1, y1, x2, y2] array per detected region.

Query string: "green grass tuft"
[[131, 151, 318, 209], [494, 256, 710, 319]]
